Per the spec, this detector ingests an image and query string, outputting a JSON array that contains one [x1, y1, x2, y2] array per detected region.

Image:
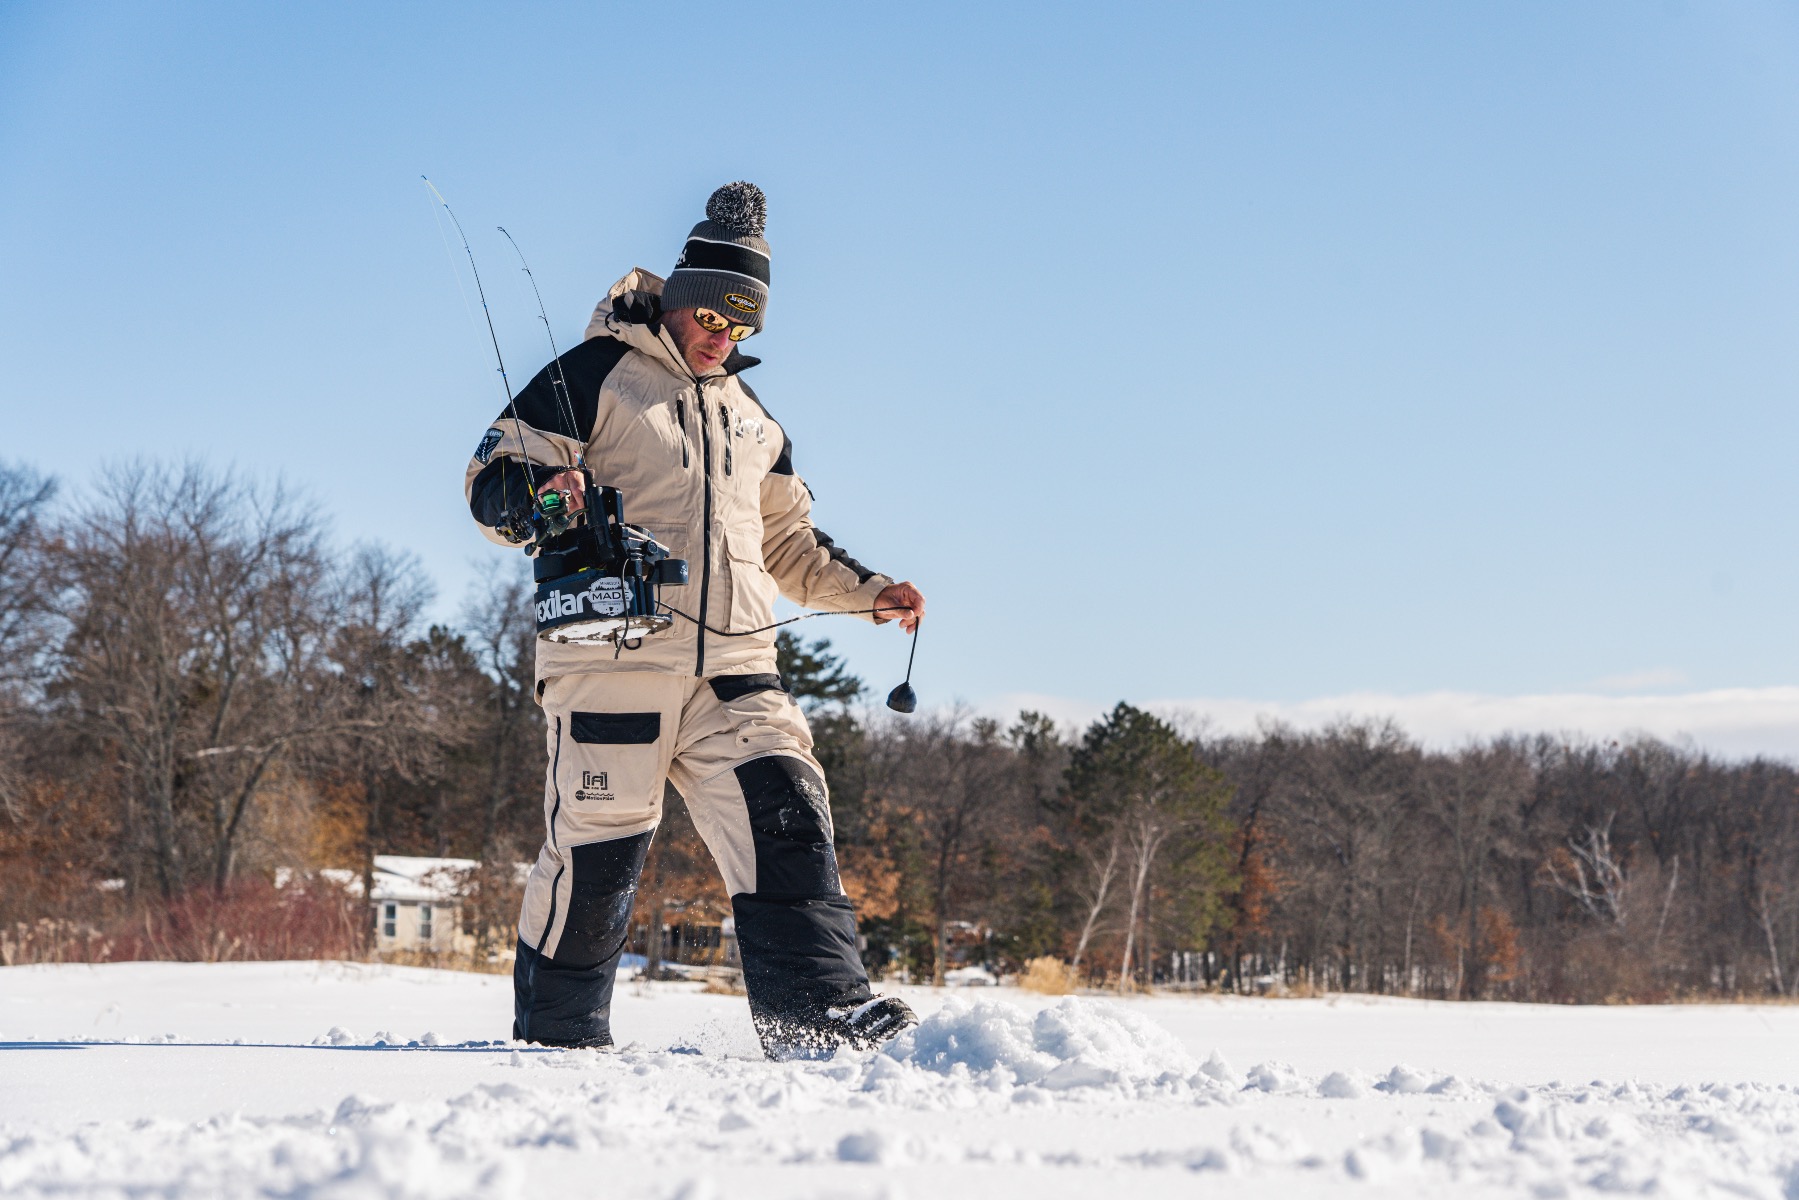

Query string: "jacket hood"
[[585, 268, 760, 380]]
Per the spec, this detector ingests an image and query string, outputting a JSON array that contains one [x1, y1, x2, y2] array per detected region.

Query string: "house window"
[[382, 903, 396, 939], [419, 903, 433, 941]]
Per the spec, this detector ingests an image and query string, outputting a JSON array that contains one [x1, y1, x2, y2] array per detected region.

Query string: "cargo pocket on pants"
[[558, 710, 665, 834], [710, 676, 813, 758]]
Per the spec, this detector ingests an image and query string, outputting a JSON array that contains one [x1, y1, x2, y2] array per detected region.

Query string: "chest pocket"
[[723, 523, 777, 633]]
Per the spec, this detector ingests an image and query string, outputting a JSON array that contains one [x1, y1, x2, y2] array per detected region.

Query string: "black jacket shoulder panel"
[[503, 336, 632, 444]]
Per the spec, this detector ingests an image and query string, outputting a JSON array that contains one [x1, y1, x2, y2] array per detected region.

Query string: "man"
[[462, 182, 926, 1056]]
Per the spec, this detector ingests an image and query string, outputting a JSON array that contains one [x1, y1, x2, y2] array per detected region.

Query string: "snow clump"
[[1318, 1071, 1366, 1099], [880, 997, 1205, 1097], [1244, 1061, 1305, 1093]]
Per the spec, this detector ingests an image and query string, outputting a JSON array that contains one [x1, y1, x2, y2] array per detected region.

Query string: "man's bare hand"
[[541, 469, 586, 513], [873, 581, 926, 634]]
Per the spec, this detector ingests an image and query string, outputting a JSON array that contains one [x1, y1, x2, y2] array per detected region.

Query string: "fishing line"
[[656, 603, 912, 638], [659, 603, 926, 711], [423, 189, 495, 385], [421, 176, 537, 502], [886, 619, 921, 714], [498, 225, 581, 447]]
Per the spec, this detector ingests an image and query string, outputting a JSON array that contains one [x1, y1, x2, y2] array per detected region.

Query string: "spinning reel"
[[529, 468, 688, 646]]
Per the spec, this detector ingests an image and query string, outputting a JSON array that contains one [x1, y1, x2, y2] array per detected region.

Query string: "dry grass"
[[1019, 956, 1076, 995], [701, 968, 747, 995], [377, 947, 515, 975]]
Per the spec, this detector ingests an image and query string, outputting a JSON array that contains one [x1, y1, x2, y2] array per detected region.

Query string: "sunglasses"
[[693, 307, 757, 342]]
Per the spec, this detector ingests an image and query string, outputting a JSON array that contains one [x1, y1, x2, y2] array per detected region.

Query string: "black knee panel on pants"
[[513, 829, 652, 1047], [735, 755, 840, 896], [733, 893, 871, 1037], [557, 832, 653, 968]]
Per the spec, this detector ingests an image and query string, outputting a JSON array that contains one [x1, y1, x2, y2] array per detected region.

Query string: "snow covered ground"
[[3, 962, 1797, 1198]]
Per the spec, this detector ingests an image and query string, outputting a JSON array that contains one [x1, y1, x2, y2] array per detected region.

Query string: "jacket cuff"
[[850, 573, 896, 623]]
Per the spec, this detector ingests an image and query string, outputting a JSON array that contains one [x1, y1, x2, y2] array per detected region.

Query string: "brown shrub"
[[1019, 956, 1075, 995], [2, 876, 362, 965]]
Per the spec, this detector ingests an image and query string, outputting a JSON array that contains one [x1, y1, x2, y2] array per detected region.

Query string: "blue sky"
[[5, 2, 1799, 742]]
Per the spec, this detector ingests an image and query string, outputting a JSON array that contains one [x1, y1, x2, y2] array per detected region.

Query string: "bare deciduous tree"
[[868, 709, 1019, 984], [1545, 816, 1630, 928]]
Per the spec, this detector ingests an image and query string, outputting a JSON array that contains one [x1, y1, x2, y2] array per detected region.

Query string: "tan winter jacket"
[[463, 268, 892, 682]]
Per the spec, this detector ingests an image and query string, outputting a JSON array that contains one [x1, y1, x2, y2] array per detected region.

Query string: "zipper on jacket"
[[694, 380, 713, 677], [675, 396, 690, 468], [719, 402, 733, 476]]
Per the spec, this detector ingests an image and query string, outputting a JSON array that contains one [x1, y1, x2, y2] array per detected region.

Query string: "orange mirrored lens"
[[695, 308, 754, 341]]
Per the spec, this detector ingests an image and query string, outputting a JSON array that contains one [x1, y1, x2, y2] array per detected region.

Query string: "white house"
[[314, 856, 479, 955], [367, 856, 475, 954]]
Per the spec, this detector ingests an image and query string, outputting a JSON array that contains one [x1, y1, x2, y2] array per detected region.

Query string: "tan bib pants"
[[512, 668, 870, 1052]]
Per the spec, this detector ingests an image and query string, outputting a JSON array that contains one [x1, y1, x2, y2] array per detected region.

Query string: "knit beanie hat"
[[662, 181, 770, 333]]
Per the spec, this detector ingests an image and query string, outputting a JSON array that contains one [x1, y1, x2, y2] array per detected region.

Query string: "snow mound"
[[1244, 1060, 1305, 1093], [880, 997, 1204, 1095]]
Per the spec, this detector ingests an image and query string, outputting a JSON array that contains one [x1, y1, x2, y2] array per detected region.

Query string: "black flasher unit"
[[530, 474, 687, 646]]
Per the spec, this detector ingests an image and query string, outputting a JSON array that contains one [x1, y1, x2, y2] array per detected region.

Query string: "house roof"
[[306, 856, 531, 903], [369, 856, 478, 903]]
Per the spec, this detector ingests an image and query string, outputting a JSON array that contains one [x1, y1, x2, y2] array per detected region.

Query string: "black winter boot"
[[825, 995, 918, 1049]]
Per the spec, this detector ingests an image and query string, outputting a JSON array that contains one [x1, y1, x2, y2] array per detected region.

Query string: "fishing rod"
[[498, 225, 582, 450], [422, 176, 549, 538]]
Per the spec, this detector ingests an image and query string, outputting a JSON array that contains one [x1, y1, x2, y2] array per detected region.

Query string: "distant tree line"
[[2, 460, 1795, 1002]]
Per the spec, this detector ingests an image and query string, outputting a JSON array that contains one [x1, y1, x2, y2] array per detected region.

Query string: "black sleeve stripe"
[[813, 529, 877, 584], [499, 335, 633, 443]]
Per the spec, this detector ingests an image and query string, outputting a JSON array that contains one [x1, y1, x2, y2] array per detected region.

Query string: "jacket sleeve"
[[759, 432, 894, 620], [466, 452, 568, 544], [462, 337, 624, 546]]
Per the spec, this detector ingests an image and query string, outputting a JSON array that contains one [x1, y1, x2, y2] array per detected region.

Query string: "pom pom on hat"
[[705, 181, 767, 237]]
